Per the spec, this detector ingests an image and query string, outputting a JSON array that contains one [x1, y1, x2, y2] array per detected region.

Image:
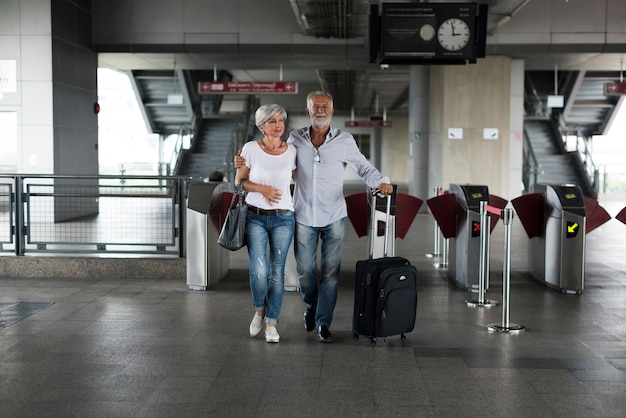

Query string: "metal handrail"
[[522, 128, 543, 191], [555, 113, 598, 192], [167, 123, 193, 175], [573, 126, 598, 179], [225, 95, 259, 185]]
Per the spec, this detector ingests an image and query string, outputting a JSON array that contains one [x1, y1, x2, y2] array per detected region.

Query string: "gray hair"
[[306, 90, 334, 109], [255, 104, 287, 129]]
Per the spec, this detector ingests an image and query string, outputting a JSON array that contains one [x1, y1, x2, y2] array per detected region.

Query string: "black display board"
[[370, 3, 487, 65]]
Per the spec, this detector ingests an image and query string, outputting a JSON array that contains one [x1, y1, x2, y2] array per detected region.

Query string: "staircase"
[[175, 117, 242, 177], [524, 119, 595, 196]]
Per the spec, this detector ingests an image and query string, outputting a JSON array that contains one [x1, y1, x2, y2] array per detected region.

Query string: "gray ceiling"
[[97, 0, 626, 120]]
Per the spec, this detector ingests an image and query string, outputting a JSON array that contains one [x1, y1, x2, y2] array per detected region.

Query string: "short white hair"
[[255, 104, 287, 129], [306, 91, 333, 109]]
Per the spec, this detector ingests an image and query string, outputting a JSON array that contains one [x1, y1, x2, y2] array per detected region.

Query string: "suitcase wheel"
[[370, 337, 376, 346], [401, 333, 407, 342]]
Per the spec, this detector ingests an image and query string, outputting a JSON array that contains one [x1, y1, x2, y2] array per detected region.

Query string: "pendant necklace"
[[261, 138, 282, 151]]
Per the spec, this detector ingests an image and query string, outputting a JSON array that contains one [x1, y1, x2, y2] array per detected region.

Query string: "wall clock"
[[437, 18, 470, 52]]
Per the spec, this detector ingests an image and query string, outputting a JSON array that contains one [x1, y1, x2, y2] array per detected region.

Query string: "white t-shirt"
[[241, 140, 297, 211]]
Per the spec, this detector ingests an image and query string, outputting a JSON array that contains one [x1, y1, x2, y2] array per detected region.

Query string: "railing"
[[225, 95, 259, 185], [167, 124, 194, 176], [225, 122, 244, 185], [522, 128, 543, 191], [0, 174, 198, 257], [555, 113, 599, 193]]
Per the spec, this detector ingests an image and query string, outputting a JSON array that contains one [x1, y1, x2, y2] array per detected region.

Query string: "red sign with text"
[[605, 82, 626, 95], [199, 81, 298, 94], [345, 120, 392, 127]]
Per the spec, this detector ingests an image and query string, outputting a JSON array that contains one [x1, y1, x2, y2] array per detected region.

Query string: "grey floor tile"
[[1, 192, 626, 416]]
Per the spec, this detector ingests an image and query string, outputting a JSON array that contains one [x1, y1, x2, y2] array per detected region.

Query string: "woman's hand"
[[262, 185, 282, 205]]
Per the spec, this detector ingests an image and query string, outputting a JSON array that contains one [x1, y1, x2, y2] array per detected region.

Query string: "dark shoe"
[[317, 325, 334, 343], [304, 307, 316, 332]]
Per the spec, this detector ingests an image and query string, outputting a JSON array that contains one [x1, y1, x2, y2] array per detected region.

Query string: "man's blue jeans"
[[246, 210, 294, 324], [294, 218, 346, 328]]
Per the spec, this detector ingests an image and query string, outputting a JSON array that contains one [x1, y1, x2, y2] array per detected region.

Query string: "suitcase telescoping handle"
[[369, 190, 392, 259]]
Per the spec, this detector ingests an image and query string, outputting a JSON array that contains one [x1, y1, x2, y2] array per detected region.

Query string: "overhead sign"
[[605, 82, 626, 95], [199, 81, 298, 94], [547, 95, 564, 108], [345, 120, 392, 127]]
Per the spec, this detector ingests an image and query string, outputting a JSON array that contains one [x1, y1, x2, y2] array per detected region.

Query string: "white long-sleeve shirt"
[[288, 126, 389, 227]]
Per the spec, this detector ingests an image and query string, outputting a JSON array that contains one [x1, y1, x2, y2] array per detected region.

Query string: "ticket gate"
[[512, 183, 610, 294], [427, 184, 507, 292], [448, 184, 490, 292], [531, 184, 585, 293], [186, 181, 230, 290]]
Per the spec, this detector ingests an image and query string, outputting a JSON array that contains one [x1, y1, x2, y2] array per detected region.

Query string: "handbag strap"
[[230, 179, 247, 208], [236, 179, 246, 194]]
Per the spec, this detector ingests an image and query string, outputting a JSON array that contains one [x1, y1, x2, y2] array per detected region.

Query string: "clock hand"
[[450, 21, 457, 35]]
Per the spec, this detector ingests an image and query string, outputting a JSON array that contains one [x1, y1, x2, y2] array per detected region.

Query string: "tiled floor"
[[1, 188, 626, 417]]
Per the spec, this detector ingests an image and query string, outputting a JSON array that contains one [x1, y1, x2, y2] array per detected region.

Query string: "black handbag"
[[217, 181, 247, 251]]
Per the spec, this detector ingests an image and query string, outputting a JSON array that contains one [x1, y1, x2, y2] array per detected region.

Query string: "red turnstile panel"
[[426, 193, 457, 239], [583, 196, 611, 233], [511, 193, 545, 239]]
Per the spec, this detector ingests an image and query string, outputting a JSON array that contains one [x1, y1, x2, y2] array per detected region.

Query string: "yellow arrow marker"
[[568, 223, 579, 233]]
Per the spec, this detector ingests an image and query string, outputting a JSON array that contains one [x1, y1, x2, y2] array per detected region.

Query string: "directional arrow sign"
[[566, 222, 579, 238], [605, 82, 626, 95]]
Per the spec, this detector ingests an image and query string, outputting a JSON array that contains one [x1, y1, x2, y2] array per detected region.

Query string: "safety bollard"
[[487, 208, 525, 333], [426, 186, 443, 258], [466, 201, 498, 307]]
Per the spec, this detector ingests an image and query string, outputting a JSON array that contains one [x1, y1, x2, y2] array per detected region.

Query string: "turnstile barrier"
[[512, 183, 610, 294], [427, 184, 507, 292], [186, 181, 230, 290]]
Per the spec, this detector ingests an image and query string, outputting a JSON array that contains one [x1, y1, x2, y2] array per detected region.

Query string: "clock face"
[[437, 18, 470, 51]]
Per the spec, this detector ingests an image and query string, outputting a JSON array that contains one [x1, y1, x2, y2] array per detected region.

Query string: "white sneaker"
[[265, 326, 280, 343], [249, 313, 263, 337]]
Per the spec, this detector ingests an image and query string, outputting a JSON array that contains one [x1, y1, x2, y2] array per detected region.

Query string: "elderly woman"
[[235, 104, 296, 343]]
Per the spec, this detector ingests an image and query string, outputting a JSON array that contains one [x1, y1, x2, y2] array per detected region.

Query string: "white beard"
[[310, 114, 331, 129]]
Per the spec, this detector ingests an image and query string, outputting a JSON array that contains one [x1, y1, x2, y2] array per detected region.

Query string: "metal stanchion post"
[[466, 201, 498, 307], [487, 208, 525, 333], [484, 207, 491, 291], [434, 236, 448, 269], [438, 238, 448, 268], [426, 186, 442, 258]]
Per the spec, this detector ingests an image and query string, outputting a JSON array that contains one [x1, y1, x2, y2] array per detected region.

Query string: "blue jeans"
[[294, 218, 346, 328], [245, 210, 294, 324]]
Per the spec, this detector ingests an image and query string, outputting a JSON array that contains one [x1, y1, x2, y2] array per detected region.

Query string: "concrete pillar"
[[508, 59, 525, 201], [429, 56, 516, 199], [408, 66, 430, 202]]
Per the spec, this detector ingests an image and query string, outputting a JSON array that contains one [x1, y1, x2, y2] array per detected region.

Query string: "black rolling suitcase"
[[352, 191, 417, 346]]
